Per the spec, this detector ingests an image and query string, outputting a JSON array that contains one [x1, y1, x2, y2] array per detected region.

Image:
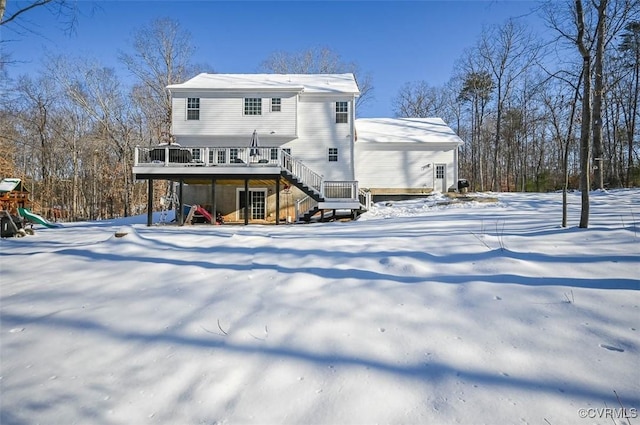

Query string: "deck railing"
[[321, 181, 358, 200], [135, 145, 281, 167], [134, 146, 366, 215]]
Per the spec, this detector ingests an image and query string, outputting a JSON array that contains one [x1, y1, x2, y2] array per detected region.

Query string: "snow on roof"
[[0, 178, 24, 193], [355, 118, 464, 146], [168, 73, 360, 95]]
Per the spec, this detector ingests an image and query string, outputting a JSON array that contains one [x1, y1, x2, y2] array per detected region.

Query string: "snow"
[[355, 118, 464, 146], [168, 73, 360, 95], [1, 190, 639, 425]]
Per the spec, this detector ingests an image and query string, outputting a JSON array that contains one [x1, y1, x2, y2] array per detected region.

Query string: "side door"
[[435, 164, 446, 192]]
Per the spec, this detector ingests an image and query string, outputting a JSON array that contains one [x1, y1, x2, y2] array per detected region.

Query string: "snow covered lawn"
[[1, 190, 638, 425]]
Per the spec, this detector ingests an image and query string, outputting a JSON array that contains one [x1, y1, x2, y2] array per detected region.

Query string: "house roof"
[[168, 73, 361, 95], [355, 118, 464, 146]]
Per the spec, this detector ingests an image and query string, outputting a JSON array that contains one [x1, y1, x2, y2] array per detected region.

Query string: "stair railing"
[[358, 189, 371, 209], [280, 150, 323, 194], [295, 196, 318, 222]]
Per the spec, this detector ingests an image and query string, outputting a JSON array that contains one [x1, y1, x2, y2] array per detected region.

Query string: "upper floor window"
[[271, 98, 281, 112], [187, 98, 200, 120], [244, 98, 262, 115], [328, 148, 338, 162], [336, 101, 348, 124]]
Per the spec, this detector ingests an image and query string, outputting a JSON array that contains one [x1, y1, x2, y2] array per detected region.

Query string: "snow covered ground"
[[1, 190, 638, 425]]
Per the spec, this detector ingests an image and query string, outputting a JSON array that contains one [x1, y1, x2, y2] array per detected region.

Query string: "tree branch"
[[0, 0, 53, 26]]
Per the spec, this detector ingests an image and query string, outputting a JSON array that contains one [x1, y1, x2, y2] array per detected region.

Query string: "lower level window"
[[230, 148, 239, 162]]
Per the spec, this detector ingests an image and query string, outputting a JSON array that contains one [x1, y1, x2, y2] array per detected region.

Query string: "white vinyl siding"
[[355, 145, 458, 191], [171, 92, 298, 137], [288, 96, 354, 181]]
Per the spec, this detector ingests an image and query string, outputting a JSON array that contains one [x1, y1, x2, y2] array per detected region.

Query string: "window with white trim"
[[336, 101, 348, 124], [187, 98, 200, 120], [328, 148, 338, 162], [217, 150, 226, 164], [190, 148, 201, 162], [230, 148, 239, 161], [244, 98, 262, 115], [271, 98, 281, 112]]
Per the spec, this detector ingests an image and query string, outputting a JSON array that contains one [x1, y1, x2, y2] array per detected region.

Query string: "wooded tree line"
[[0, 0, 638, 226], [394, 0, 639, 200]]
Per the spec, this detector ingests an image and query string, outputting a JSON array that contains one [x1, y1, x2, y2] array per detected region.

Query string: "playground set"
[[0, 178, 60, 238]]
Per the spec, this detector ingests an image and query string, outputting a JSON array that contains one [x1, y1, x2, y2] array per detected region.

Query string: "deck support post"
[[275, 178, 280, 225], [147, 179, 153, 226], [211, 178, 216, 225], [244, 179, 249, 225], [178, 179, 184, 225]]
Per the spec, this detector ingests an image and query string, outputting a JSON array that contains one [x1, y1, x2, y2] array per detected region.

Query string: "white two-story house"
[[134, 73, 366, 225], [133, 73, 464, 225]]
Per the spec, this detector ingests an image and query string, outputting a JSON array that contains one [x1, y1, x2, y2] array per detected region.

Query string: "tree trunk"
[[592, 0, 607, 190], [576, 0, 591, 228]]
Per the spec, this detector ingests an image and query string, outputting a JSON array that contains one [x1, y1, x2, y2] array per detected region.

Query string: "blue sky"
[[3, 0, 543, 118]]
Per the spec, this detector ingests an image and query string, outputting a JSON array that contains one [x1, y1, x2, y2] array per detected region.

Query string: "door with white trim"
[[237, 189, 267, 220], [435, 164, 446, 192]]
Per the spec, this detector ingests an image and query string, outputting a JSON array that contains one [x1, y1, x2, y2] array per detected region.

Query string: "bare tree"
[[392, 81, 447, 118], [458, 70, 494, 191], [260, 46, 374, 114], [0, 109, 19, 178], [52, 56, 140, 217], [592, 0, 608, 189], [617, 21, 640, 186], [119, 18, 203, 145], [477, 20, 542, 191], [591, 0, 637, 188], [574, 0, 593, 228], [14, 75, 58, 205]]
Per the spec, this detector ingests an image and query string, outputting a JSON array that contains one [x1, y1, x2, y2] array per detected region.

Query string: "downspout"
[[454, 146, 459, 191]]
